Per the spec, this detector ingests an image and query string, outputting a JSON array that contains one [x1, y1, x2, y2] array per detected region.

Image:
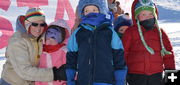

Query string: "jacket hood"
[[77, 0, 110, 19], [47, 19, 70, 44], [15, 16, 27, 33], [131, 0, 159, 25], [15, 15, 48, 35]]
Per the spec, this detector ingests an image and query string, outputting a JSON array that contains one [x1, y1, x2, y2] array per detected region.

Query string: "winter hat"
[[49, 19, 70, 32], [133, 0, 172, 56], [77, 0, 110, 19], [134, 0, 156, 19], [24, 8, 46, 32], [113, 14, 132, 32]]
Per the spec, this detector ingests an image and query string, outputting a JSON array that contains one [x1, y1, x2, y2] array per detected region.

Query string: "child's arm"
[[161, 29, 175, 69], [66, 27, 80, 85], [111, 28, 127, 85]]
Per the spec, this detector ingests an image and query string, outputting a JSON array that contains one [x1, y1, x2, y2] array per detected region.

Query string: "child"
[[35, 19, 70, 85], [66, 0, 127, 85], [122, 0, 175, 85], [113, 14, 132, 39]]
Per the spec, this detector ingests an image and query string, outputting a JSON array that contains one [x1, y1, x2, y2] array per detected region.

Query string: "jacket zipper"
[[88, 38, 91, 65], [88, 35, 92, 85], [88, 29, 97, 85], [92, 30, 96, 85], [88, 25, 97, 85]]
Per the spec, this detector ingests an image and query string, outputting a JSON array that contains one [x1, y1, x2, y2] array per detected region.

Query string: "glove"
[[53, 64, 67, 81], [66, 69, 76, 85], [114, 68, 127, 85]]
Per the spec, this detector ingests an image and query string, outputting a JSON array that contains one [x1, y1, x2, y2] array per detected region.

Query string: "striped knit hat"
[[134, 0, 171, 56], [24, 8, 45, 32]]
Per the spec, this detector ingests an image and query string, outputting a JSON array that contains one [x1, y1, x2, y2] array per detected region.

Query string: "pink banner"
[[0, 16, 13, 49], [17, 0, 48, 7], [0, 0, 11, 11], [55, 0, 75, 28]]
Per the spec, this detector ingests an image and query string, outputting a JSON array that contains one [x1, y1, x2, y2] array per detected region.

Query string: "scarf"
[[81, 13, 109, 26], [43, 43, 65, 53]]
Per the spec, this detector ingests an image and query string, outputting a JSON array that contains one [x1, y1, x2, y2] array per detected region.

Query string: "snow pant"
[[0, 78, 11, 85], [127, 72, 163, 85]]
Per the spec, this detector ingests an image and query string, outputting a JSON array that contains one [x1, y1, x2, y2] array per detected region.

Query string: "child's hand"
[[59, 64, 67, 81], [53, 64, 67, 81]]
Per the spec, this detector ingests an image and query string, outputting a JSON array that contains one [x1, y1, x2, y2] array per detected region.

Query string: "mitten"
[[66, 69, 76, 85], [59, 64, 67, 80], [53, 64, 67, 81], [93, 82, 112, 85], [114, 68, 127, 85]]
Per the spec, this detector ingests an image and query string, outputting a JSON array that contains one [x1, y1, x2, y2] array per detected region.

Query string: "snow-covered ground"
[[160, 23, 180, 70], [157, 2, 180, 69], [0, 58, 5, 77]]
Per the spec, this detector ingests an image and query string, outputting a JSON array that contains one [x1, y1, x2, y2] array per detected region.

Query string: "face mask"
[[46, 28, 62, 43], [117, 32, 123, 39], [81, 13, 107, 26], [140, 18, 155, 30]]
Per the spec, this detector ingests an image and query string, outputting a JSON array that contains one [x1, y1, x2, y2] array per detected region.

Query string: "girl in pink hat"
[[35, 19, 70, 85]]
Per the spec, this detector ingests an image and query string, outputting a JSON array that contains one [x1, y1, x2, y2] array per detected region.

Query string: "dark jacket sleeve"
[[111, 28, 127, 85], [111, 28, 127, 70], [66, 28, 81, 85], [66, 28, 80, 70]]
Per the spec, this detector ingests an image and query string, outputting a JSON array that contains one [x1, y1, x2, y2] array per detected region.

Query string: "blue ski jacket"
[[66, 22, 126, 85]]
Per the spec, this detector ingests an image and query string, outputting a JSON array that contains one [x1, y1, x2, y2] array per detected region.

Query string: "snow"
[[0, 60, 5, 77], [154, 0, 180, 11], [167, 31, 180, 69], [157, 4, 180, 69]]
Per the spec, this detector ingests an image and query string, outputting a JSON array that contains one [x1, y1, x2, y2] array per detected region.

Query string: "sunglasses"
[[31, 22, 46, 27], [26, 19, 46, 27]]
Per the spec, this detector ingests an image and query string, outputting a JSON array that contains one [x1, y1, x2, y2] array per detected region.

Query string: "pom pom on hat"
[[24, 8, 46, 31]]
